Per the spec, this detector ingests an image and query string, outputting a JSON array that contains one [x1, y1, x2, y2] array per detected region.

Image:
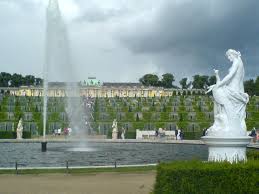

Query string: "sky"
[[0, 0, 258, 83]]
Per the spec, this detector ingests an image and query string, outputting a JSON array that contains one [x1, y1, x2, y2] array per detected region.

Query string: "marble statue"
[[121, 127, 126, 140], [16, 118, 23, 140], [206, 49, 249, 137], [112, 119, 118, 140], [202, 49, 251, 163]]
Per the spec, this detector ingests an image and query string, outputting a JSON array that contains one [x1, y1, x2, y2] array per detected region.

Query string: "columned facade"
[[0, 86, 205, 97]]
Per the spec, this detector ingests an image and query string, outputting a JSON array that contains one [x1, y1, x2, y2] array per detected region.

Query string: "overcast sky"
[[0, 0, 258, 83]]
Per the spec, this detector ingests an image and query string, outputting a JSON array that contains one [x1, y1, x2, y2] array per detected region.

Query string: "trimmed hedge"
[[183, 131, 203, 140], [154, 160, 259, 194], [247, 149, 259, 160], [107, 130, 136, 139], [0, 131, 31, 139]]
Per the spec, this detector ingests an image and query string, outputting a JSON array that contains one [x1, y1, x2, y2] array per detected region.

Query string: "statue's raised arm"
[[206, 49, 249, 137]]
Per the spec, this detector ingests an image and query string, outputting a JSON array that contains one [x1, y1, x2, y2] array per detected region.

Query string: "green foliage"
[[0, 131, 16, 139], [132, 122, 145, 130], [139, 74, 159, 87], [125, 130, 136, 139], [183, 131, 203, 140], [0, 72, 42, 87], [154, 160, 259, 194], [48, 112, 59, 122], [192, 75, 217, 89], [136, 113, 140, 121], [139, 73, 176, 88], [247, 149, 259, 160], [244, 77, 259, 96], [179, 78, 192, 89], [161, 73, 175, 88], [0, 112, 7, 121]]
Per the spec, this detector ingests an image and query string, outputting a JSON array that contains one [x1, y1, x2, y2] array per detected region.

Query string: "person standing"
[[177, 129, 181, 140], [175, 129, 178, 140]]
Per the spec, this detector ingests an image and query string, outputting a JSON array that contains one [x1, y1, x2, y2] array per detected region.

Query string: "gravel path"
[[0, 172, 156, 194]]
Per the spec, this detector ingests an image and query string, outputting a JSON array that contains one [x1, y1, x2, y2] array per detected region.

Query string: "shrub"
[[125, 130, 136, 139], [247, 149, 259, 160], [0, 131, 16, 139], [0, 131, 31, 139], [183, 131, 203, 140], [154, 160, 259, 194]]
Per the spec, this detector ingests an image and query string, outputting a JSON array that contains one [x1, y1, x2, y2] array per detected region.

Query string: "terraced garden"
[[0, 93, 258, 139]]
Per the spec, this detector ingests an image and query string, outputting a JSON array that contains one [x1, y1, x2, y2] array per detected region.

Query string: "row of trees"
[[139, 73, 176, 88], [244, 77, 259, 96], [139, 73, 259, 96], [139, 74, 216, 89], [0, 72, 42, 87]]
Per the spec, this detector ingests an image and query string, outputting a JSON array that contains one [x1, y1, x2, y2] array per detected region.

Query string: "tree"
[[192, 75, 209, 89], [180, 78, 188, 89], [255, 76, 259, 96], [208, 75, 216, 86], [10, 73, 23, 87], [139, 74, 159, 86], [161, 73, 175, 88], [244, 79, 255, 96], [0, 72, 12, 87], [35, 78, 43, 86], [24, 75, 35, 86]]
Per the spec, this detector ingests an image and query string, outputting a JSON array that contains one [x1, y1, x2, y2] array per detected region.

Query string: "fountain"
[[42, 0, 88, 151], [201, 49, 252, 163]]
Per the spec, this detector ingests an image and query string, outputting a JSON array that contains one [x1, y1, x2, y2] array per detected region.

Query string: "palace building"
[[0, 77, 205, 98]]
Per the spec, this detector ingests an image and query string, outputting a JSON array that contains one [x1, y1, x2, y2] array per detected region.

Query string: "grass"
[[0, 165, 156, 175]]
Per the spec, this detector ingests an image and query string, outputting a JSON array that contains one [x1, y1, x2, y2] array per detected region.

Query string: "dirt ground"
[[0, 172, 156, 194]]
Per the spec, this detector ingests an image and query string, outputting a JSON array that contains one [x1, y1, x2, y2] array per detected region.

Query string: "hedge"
[[154, 160, 259, 194], [247, 149, 259, 160], [107, 130, 136, 139], [183, 131, 203, 140], [0, 131, 31, 139]]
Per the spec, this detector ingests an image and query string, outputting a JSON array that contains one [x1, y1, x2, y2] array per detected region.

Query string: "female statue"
[[16, 118, 23, 139], [206, 49, 249, 137]]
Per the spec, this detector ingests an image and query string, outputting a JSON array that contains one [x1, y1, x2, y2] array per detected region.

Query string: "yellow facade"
[[2, 86, 205, 97]]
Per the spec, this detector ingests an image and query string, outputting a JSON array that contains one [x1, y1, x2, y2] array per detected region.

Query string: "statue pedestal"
[[201, 136, 252, 163], [112, 131, 118, 140]]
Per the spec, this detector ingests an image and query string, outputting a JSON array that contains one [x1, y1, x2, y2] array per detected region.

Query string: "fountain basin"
[[201, 136, 252, 163], [0, 142, 207, 168]]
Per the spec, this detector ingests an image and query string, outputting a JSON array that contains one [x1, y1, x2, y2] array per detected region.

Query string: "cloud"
[[0, 0, 258, 83], [75, 8, 128, 23], [118, 0, 259, 79]]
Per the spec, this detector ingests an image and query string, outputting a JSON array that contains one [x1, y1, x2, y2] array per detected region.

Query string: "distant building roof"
[[48, 82, 66, 87], [48, 82, 80, 87], [103, 82, 142, 87]]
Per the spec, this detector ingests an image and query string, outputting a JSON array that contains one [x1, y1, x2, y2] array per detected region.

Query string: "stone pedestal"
[[112, 131, 118, 140], [201, 136, 252, 163]]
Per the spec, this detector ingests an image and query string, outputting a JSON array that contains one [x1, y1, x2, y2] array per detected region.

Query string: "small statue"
[[112, 119, 118, 140], [16, 118, 23, 140], [121, 127, 126, 140]]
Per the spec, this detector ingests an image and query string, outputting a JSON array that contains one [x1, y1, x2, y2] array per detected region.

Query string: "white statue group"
[[206, 49, 249, 137], [203, 49, 251, 163], [112, 119, 126, 140]]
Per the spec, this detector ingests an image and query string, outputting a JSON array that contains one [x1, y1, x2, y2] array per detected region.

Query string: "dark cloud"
[[0, 0, 258, 82], [119, 0, 259, 78]]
